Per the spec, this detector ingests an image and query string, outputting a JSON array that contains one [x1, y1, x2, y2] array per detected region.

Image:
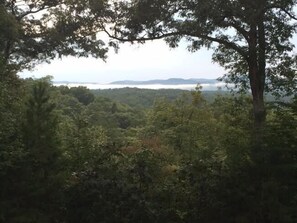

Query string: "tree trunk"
[[248, 22, 266, 129], [248, 38, 266, 149], [248, 54, 266, 128], [250, 76, 266, 128]]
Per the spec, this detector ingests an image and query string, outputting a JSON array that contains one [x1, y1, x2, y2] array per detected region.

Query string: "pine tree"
[[20, 80, 63, 222]]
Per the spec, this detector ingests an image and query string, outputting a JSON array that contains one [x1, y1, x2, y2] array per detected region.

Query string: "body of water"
[[54, 83, 227, 91]]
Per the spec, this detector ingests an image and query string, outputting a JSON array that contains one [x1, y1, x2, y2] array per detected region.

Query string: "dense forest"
[[1, 0, 297, 222], [92, 88, 231, 108], [1, 77, 296, 222]]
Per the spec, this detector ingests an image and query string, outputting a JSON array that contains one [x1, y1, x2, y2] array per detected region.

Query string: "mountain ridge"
[[110, 78, 218, 85]]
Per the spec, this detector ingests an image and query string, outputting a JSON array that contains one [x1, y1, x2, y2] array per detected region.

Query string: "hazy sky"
[[19, 33, 297, 83], [16, 6, 297, 84], [19, 39, 226, 83]]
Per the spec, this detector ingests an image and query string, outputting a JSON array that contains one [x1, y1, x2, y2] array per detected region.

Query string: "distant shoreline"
[[53, 83, 227, 91], [54, 78, 220, 86]]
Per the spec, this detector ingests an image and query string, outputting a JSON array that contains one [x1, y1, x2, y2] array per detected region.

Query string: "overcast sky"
[[19, 39, 226, 83], [17, 6, 297, 84], [19, 33, 297, 83]]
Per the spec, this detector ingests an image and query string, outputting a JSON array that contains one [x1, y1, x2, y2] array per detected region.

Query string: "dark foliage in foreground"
[[1, 77, 296, 222]]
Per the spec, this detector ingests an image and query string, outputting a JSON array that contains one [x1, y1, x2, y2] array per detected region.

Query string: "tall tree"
[[21, 80, 63, 222], [105, 0, 297, 127]]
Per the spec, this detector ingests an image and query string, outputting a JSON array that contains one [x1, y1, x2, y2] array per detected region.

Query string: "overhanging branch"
[[198, 34, 248, 60], [103, 24, 248, 61], [102, 25, 181, 42]]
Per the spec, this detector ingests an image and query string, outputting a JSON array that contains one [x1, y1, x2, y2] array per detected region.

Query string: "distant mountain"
[[110, 78, 218, 85]]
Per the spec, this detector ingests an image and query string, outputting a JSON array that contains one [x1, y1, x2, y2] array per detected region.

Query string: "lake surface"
[[54, 83, 227, 91]]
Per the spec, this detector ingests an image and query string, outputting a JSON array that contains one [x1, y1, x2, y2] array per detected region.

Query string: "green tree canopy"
[[0, 0, 115, 74]]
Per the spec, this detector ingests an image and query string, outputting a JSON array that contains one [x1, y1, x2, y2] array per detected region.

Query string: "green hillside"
[[92, 87, 229, 108]]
